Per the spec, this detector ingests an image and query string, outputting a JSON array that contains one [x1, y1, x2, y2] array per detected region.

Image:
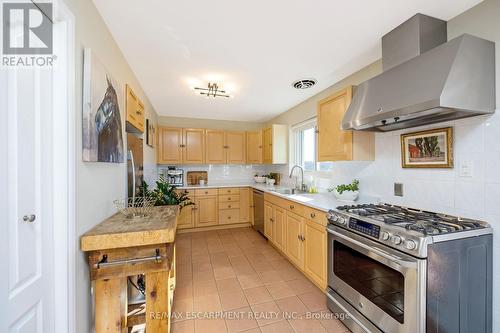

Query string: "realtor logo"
[[2, 2, 53, 55]]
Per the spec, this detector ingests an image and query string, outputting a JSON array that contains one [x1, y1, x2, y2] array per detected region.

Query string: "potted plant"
[[139, 176, 193, 213], [328, 179, 360, 201]]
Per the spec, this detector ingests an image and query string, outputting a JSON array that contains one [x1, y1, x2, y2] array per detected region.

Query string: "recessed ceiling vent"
[[292, 79, 316, 89]]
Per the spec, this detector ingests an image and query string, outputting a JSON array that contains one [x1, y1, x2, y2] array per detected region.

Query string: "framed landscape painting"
[[401, 127, 453, 168]]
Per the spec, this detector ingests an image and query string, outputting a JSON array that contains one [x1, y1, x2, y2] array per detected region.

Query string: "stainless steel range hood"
[[342, 14, 495, 132]]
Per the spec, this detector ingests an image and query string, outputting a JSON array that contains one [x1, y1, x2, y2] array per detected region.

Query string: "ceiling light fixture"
[[193, 82, 233, 98], [292, 78, 317, 89]]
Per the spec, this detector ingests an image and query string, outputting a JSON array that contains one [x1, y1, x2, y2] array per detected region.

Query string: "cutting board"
[[187, 171, 208, 185]]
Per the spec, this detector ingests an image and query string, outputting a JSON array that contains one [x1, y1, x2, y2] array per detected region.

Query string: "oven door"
[[327, 225, 426, 333]]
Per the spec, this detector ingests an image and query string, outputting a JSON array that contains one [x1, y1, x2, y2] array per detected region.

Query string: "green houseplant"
[[328, 179, 360, 201], [139, 176, 193, 209]]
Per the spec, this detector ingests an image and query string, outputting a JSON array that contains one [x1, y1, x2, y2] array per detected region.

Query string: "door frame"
[[51, 1, 76, 332]]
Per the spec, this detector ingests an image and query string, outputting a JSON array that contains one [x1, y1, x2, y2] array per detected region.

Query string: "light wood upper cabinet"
[[158, 127, 183, 164], [273, 206, 286, 251], [205, 130, 226, 164], [125, 84, 145, 133], [158, 127, 204, 164], [263, 124, 288, 164], [195, 196, 218, 227], [183, 128, 205, 164], [304, 219, 327, 289], [317, 86, 374, 162], [226, 131, 246, 164], [286, 212, 304, 269], [246, 130, 263, 164]]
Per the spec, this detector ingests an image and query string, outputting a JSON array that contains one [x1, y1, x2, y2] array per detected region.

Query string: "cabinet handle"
[[270, 218, 274, 222], [290, 205, 294, 210], [228, 205, 231, 208], [297, 235, 301, 241], [228, 197, 231, 201], [310, 213, 316, 218], [136, 110, 141, 115], [228, 216, 231, 220], [205, 191, 209, 194]]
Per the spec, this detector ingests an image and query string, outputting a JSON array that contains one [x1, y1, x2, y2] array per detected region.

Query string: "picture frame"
[[401, 127, 453, 168], [82, 48, 124, 163], [146, 119, 156, 148]]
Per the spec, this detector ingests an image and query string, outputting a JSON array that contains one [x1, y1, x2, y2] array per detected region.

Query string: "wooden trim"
[[176, 223, 252, 234]]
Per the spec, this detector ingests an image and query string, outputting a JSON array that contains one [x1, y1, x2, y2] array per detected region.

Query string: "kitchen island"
[[81, 206, 178, 333]]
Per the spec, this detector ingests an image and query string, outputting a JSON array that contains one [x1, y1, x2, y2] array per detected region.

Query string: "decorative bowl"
[[332, 190, 359, 202], [266, 179, 276, 185], [114, 196, 156, 218], [254, 176, 267, 183]]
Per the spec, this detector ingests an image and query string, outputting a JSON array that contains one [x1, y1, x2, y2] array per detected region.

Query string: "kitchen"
[[1, 0, 499, 333]]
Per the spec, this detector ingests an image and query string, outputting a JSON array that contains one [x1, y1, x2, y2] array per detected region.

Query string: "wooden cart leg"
[[145, 270, 170, 332], [95, 277, 128, 333]]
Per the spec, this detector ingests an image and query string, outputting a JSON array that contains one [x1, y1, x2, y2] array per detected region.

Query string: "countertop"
[[179, 183, 378, 213], [80, 206, 178, 252]]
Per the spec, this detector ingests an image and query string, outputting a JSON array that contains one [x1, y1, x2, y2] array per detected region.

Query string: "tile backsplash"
[[157, 164, 269, 185]]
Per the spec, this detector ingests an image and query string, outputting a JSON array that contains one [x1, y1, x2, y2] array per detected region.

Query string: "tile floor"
[[171, 227, 349, 333]]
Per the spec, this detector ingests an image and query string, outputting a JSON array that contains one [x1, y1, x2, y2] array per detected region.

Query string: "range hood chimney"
[[342, 13, 495, 132]]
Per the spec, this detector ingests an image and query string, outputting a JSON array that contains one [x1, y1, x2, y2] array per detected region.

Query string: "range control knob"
[[329, 213, 338, 222], [405, 240, 417, 250], [391, 235, 403, 245], [337, 216, 346, 225], [381, 232, 390, 241]]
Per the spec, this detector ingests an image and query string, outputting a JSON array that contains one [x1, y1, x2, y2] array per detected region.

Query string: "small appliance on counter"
[[159, 166, 184, 186]]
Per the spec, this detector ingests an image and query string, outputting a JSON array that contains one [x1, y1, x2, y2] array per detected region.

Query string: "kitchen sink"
[[271, 188, 308, 195]]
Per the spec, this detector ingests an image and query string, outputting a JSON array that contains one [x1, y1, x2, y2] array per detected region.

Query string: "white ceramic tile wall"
[[157, 164, 268, 185]]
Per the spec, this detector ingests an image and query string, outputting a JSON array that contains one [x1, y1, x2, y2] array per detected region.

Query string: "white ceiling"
[[94, 0, 481, 122]]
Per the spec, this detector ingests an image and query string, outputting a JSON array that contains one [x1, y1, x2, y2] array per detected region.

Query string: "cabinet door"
[[195, 196, 218, 227], [239, 188, 250, 223], [264, 202, 273, 240], [205, 130, 226, 164], [263, 128, 272, 164], [246, 130, 262, 164], [126, 84, 142, 132], [158, 127, 183, 164], [136, 99, 145, 132], [177, 205, 194, 229], [226, 131, 246, 164], [273, 206, 286, 250], [286, 212, 304, 269], [304, 220, 327, 289], [317, 86, 353, 161], [183, 128, 205, 164]]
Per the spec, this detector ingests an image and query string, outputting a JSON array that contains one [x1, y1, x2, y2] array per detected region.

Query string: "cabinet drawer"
[[219, 194, 240, 203], [218, 188, 240, 195], [302, 206, 327, 226], [195, 189, 218, 197], [219, 209, 240, 225], [219, 202, 240, 210]]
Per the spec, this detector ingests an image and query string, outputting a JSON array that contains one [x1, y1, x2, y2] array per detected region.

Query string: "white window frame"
[[290, 118, 318, 172]]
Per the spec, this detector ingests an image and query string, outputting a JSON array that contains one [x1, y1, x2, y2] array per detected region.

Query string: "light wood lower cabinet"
[[177, 205, 195, 229], [239, 188, 250, 223], [195, 196, 218, 227], [264, 194, 327, 290], [273, 206, 286, 251], [264, 202, 274, 240], [285, 212, 304, 270], [304, 219, 327, 289]]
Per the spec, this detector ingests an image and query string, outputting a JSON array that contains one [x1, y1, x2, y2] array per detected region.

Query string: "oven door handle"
[[328, 227, 415, 265]]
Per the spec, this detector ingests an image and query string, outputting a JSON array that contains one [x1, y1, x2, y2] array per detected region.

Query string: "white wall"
[[61, 0, 159, 332]]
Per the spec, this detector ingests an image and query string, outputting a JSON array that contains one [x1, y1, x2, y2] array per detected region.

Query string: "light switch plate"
[[459, 160, 474, 177], [394, 183, 403, 197]]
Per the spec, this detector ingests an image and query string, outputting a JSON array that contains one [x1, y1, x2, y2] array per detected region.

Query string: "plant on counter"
[[139, 176, 193, 209], [328, 179, 360, 194]]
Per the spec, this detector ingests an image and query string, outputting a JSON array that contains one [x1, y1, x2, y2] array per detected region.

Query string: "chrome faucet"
[[289, 165, 306, 192]]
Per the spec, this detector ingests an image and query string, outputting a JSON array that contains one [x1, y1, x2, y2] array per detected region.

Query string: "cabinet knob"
[[228, 197, 231, 201], [228, 216, 231, 220], [228, 205, 232, 208], [310, 213, 316, 218], [297, 235, 301, 241], [290, 205, 294, 209]]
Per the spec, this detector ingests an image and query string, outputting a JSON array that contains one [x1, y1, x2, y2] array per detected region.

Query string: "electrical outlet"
[[459, 160, 474, 177], [394, 183, 404, 197]]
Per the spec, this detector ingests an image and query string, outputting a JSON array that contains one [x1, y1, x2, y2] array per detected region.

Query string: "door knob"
[[23, 214, 36, 223]]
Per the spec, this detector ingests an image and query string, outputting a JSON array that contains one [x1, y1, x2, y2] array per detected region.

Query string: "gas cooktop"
[[327, 203, 492, 257], [335, 203, 486, 235]]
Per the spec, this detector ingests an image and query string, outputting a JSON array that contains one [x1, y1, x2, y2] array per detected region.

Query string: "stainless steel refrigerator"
[[127, 133, 144, 198]]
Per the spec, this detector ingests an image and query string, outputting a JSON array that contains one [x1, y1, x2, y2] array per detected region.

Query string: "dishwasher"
[[252, 189, 265, 236]]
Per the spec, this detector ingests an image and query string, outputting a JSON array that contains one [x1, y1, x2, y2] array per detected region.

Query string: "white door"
[[0, 63, 56, 332]]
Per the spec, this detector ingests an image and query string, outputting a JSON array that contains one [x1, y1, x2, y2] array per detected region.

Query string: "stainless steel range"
[[326, 203, 492, 333]]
